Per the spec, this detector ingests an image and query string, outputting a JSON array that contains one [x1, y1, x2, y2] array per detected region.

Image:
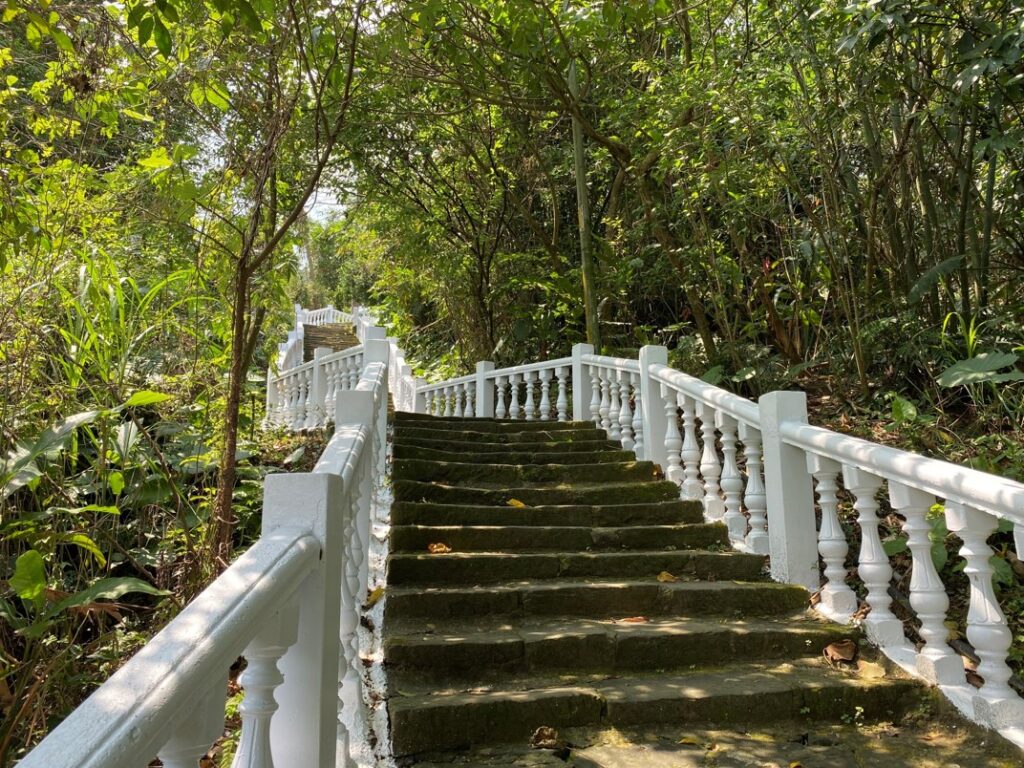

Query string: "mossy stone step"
[[389, 500, 704, 527], [390, 522, 727, 553], [393, 458, 658, 485], [388, 549, 762, 586], [388, 660, 920, 756], [394, 425, 607, 444], [393, 444, 634, 465], [302, 323, 359, 360], [384, 615, 854, 681], [392, 479, 681, 506], [394, 436, 621, 454], [384, 579, 808, 622], [395, 413, 595, 433]]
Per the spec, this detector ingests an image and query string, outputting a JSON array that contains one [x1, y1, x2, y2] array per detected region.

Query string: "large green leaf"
[[124, 390, 173, 407], [10, 550, 47, 606], [1, 410, 102, 498], [937, 353, 1023, 388], [48, 577, 170, 617], [908, 255, 963, 305]]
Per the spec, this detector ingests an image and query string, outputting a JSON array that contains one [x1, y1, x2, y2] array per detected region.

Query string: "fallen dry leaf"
[[364, 586, 385, 609], [427, 542, 452, 554], [617, 616, 649, 624], [857, 659, 886, 679], [506, 498, 527, 507], [808, 590, 822, 607], [657, 571, 680, 583], [530, 726, 560, 749], [966, 670, 984, 688], [823, 639, 858, 663], [679, 736, 701, 746], [790, 762, 804, 768]]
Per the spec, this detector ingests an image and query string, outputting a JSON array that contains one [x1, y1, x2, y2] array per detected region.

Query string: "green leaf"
[[235, 0, 261, 30], [109, 471, 125, 496], [115, 421, 139, 461], [937, 352, 1022, 388], [991, 555, 1015, 587], [205, 82, 230, 110], [137, 15, 154, 46], [124, 390, 173, 407], [138, 148, 173, 170], [909, 256, 963, 305], [10, 550, 46, 606], [47, 577, 170, 618], [890, 394, 918, 424], [152, 15, 172, 56], [882, 536, 908, 556], [58, 533, 106, 567]]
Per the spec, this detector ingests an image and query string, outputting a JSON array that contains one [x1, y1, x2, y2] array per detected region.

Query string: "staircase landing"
[[383, 413, 1018, 765]]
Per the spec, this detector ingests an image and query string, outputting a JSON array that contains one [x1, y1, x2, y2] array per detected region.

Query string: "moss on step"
[[389, 500, 705, 527], [393, 457, 658, 485], [392, 479, 681, 506]]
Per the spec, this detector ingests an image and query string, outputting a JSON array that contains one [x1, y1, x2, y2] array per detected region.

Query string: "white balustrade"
[[738, 422, 769, 555], [807, 454, 856, 619], [696, 402, 724, 521], [717, 412, 745, 545], [556, 367, 569, 421], [679, 395, 703, 501], [524, 371, 537, 421], [630, 371, 644, 458], [589, 366, 601, 427], [617, 370, 634, 450], [539, 369, 552, 420], [495, 375, 508, 418], [509, 373, 522, 419], [661, 383, 684, 486]]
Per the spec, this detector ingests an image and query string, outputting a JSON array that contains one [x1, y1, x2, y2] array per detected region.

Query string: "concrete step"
[[392, 479, 682, 506], [394, 425, 608, 444], [387, 549, 763, 586], [385, 615, 854, 681], [389, 500, 704, 527], [390, 522, 728, 553], [393, 444, 635, 465], [392, 458, 658, 485], [388, 659, 920, 756], [302, 323, 359, 360], [395, 413, 595, 433], [393, 435, 621, 454], [384, 579, 808, 622]]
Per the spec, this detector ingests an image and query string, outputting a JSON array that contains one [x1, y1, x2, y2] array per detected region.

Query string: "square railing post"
[[475, 361, 495, 418], [262, 471, 344, 768], [571, 343, 594, 421], [638, 345, 668, 466], [758, 390, 819, 592]]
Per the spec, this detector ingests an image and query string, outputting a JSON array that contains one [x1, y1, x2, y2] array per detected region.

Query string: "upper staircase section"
[[303, 322, 360, 361]]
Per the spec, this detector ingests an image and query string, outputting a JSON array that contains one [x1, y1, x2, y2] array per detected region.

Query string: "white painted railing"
[[401, 339, 1024, 746], [21, 331, 393, 767]]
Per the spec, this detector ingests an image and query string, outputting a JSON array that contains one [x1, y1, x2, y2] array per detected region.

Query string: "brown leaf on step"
[[851, 603, 870, 621], [656, 570, 680, 583], [653, 464, 665, 480], [617, 616, 649, 624], [823, 639, 858, 663], [530, 726, 560, 750], [966, 670, 984, 688], [679, 736, 701, 746], [364, 586, 385, 609], [507, 498, 527, 507], [857, 659, 886, 679], [427, 542, 452, 554], [809, 589, 822, 607], [790, 762, 804, 768]]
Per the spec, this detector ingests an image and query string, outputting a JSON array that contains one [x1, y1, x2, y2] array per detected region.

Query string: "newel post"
[[638, 345, 668, 466], [261, 471, 344, 768], [571, 343, 594, 421], [758, 391, 819, 592], [476, 361, 495, 418], [413, 377, 428, 414]]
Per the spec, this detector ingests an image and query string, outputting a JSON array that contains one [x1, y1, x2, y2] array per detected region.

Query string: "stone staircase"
[[303, 322, 359, 361], [381, 413, 954, 764]]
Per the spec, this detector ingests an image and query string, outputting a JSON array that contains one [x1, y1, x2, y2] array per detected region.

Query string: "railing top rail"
[[317, 344, 364, 364], [18, 528, 319, 768], [781, 420, 1024, 524], [582, 353, 640, 373], [420, 372, 476, 390], [488, 356, 573, 379], [649, 363, 760, 427]]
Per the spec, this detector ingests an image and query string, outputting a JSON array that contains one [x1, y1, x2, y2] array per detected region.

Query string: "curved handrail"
[[18, 529, 320, 768], [650, 363, 760, 427]]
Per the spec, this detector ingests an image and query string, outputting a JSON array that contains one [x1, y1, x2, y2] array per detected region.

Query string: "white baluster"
[[588, 366, 601, 427], [617, 370, 633, 450], [842, 466, 902, 646], [807, 455, 856, 619], [442, 386, 452, 417], [630, 371, 643, 459], [599, 370, 611, 434], [232, 604, 299, 768], [524, 371, 537, 421], [738, 423, 769, 554], [555, 366, 569, 421], [346, 357, 359, 390], [607, 372, 622, 441], [509, 373, 522, 419], [696, 403, 723, 521], [890, 481, 961, 684], [661, 383, 684, 487], [680, 395, 703, 502], [539, 369, 552, 420], [453, 384, 464, 418], [464, 382, 474, 419], [287, 375, 302, 430], [717, 412, 745, 545], [159, 682, 225, 768], [946, 502, 1024, 727], [495, 376, 508, 419]]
